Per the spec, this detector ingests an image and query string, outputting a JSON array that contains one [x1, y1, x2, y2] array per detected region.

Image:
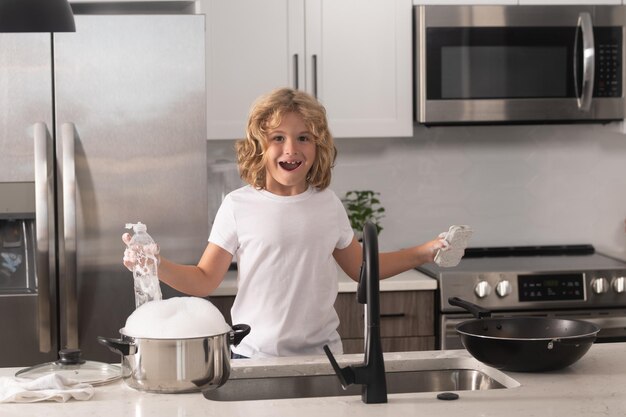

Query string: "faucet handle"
[[357, 262, 366, 304], [323, 345, 355, 389]]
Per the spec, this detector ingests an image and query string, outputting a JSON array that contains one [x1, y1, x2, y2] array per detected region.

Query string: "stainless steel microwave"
[[415, 5, 625, 125]]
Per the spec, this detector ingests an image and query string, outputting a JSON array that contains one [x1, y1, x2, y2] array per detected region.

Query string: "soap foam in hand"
[[123, 297, 231, 339]]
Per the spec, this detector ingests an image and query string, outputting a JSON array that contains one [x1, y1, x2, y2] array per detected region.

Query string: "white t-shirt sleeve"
[[335, 194, 354, 250], [208, 195, 238, 255]]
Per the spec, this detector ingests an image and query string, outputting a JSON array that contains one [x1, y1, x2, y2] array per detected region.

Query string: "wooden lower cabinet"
[[343, 336, 435, 354], [209, 290, 435, 354], [335, 291, 435, 354], [209, 296, 235, 325]]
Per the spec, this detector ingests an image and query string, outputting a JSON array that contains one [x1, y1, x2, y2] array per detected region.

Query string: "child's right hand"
[[122, 233, 160, 272]]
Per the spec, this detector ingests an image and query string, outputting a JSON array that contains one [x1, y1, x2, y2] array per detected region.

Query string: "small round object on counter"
[[437, 392, 460, 401]]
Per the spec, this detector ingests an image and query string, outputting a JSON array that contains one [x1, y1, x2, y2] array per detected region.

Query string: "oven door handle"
[[574, 12, 595, 112]]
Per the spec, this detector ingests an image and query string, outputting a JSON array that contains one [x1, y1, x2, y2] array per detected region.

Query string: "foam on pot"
[[123, 297, 231, 338]]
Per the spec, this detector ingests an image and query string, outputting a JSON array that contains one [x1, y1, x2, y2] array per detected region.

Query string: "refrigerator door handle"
[[33, 122, 52, 353], [61, 122, 79, 349]]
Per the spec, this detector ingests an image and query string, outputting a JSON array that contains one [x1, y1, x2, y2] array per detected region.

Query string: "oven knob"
[[474, 281, 492, 298], [612, 277, 626, 294], [496, 280, 512, 298], [591, 277, 609, 294]]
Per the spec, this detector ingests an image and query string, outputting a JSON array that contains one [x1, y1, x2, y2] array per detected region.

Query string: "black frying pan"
[[449, 297, 600, 372]]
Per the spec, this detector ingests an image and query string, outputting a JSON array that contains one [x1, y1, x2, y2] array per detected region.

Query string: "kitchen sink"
[[204, 357, 519, 402]]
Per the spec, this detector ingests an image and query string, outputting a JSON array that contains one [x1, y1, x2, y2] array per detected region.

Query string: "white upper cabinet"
[[204, 0, 292, 140], [204, 0, 413, 140], [307, 0, 413, 138]]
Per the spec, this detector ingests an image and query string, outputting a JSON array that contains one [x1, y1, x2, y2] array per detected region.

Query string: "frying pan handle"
[[230, 324, 251, 346], [448, 297, 492, 318]]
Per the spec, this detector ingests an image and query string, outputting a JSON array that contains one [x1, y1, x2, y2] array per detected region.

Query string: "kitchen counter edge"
[[210, 268, 436, 296]]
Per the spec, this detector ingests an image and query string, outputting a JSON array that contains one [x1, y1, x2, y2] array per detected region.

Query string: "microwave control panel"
[[595, 28, 622, 98]]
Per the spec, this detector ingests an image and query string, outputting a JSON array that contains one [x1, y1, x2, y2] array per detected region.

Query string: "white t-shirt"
[[208, 185, 354, 358]]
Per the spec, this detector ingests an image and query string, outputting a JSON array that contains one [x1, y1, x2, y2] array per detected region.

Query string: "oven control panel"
[[518, 273, 584, 302], [437, 269, 626, 312]]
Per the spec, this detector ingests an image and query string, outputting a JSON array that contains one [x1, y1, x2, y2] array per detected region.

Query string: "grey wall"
[[207, 122, 626, 260]]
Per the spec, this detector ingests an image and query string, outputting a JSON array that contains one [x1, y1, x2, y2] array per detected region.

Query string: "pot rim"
[[119, 327, 232, 341]]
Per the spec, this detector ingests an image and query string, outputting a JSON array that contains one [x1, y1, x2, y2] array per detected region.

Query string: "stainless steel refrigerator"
[[0, 14, 208, 366]]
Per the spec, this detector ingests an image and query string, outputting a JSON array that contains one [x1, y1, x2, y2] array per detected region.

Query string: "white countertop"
[[2, 343, 626, 416], [211, 268, 436, 296]]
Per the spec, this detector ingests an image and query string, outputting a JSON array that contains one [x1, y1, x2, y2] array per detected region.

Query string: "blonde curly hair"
[[236, 88, 337, 190]]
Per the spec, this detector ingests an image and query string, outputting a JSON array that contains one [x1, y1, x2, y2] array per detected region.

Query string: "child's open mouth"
[[279, 161, 302, 171]]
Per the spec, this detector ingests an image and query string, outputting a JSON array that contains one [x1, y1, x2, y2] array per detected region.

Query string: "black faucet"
[[324, 221, 388, 404]]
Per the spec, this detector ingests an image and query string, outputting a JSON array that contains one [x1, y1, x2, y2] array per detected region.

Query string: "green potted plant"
[[342, 190, 385, 239]]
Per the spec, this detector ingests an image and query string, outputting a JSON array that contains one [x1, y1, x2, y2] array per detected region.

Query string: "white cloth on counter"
[[0, 373, 94, 403]]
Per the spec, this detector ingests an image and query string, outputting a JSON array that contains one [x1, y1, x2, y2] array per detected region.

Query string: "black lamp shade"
[[0, 0, 76, 32]]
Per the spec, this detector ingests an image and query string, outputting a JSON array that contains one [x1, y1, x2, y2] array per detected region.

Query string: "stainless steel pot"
[[97, 324, 250, 393]]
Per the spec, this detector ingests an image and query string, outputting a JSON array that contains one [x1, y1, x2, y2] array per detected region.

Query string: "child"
[[123, 88, 448, 358]]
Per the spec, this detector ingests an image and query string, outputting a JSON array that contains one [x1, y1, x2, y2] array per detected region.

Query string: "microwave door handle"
[[33, 122, 52, 353], [61, 122, 79, 349], [576, 12, 595, 112]]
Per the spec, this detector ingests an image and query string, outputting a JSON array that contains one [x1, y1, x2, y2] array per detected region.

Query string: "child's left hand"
[[419, 233, 450, 264]]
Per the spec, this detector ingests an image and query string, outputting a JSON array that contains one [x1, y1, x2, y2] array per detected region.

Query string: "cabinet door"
[[343, 336, 435, 354], [205, 0, 302, 139], [209, 295, 235, 324], [335, 291, 435, 353], [306, 0, 413, 137], [205, 0, 412, 140], [213, 292, 435, 354]]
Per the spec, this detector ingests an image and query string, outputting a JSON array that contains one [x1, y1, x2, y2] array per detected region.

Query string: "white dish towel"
[[0, 373, 94, 403]]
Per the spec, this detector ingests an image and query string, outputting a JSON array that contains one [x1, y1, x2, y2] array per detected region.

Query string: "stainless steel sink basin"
[[205, 367, 512, 401]]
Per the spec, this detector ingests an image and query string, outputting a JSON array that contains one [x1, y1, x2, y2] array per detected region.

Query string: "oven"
[[417, 245, 626, 350]]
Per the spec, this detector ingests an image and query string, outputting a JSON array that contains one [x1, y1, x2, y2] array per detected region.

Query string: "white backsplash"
[[207, 122, 626, 259]]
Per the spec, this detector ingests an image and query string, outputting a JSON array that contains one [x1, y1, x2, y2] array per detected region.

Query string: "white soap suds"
[[122, 297, 230, 338]]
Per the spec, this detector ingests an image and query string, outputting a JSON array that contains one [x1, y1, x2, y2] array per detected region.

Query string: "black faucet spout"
[[324, 222, 388, 404]]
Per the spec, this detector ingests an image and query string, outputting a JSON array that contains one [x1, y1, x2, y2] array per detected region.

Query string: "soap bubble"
[[123, 297, 230, 338]]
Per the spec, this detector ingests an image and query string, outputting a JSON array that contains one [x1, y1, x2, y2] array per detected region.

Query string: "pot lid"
[[15, 348, 121, 386]]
